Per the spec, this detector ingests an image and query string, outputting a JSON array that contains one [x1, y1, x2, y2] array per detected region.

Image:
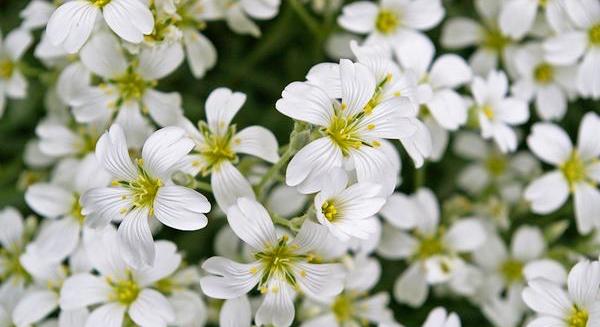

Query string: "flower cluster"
[[1, 0, 600, 326]]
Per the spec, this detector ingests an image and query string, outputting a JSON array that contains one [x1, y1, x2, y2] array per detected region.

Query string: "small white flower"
[[204, 0, 281, 37], [543, 0, 600, 99], [177, 87, 279, 212], [59, 227, 180, 327], [0, 29, 33, 118], [512, 43, 578, 121], [421, 307, 461, 327], [0, 207, 29, 291], [470, 70, 529, 153], [377, 188, 487, 307], [524, 112, 600, 234], [314, 169, 385, 241], [19, 0, 57, 30], [200, 198, 345, 327], [338, 0, 444, 49], [276, 59, 418, 194], [81, 124, 211, 268], [46, 0, 154, 53], [522, 260, 600, 327], [499, 0, 572, 39]]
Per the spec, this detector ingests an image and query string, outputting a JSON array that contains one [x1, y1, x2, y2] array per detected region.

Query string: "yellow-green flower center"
[[254, 235, 305, 292], [485, 153, 507, 176], [534, 63, 554, 84], [416, 233, 445, 260], [196, 122, 237, 174], [560, 151, 586, 190], [483, 28, 510, 52], [376, 10, 399, 34], [113, 71, 155, 102], [500, 258, 523, 284], [117, 160, 163, 215], [321, 200, 338, 222], [326, 112, 363, 157], [70, 196, 86, 224], [108, 275, 140, 305], [538, 0, 547, 7], [331, 293, 356, 322], [0, 248, 29, 283], [0, 59, 14, 79], [589, 24, 600, 46], [567, 306, 588, 327], [154, 278, 176, 295], [481, 104, 495, 120], [91, 0, 111, 7]]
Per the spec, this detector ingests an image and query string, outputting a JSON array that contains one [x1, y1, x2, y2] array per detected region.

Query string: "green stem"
[[288, 0, 322, 39]]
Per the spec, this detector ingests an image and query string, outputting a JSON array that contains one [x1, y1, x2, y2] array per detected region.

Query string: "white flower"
[[422, 307, 461, 327], [338, 0, 444, 50], [176, 87, 279, 212], [522, 260, 600, 327], [314, 169, 385, 241], [376, 188, 487, 307], [59, 226, 180, 327], [470, 70, 529, 153], [543, 0, 600, 99], [81, 124, 210, 268], [204, 0, 281, 37], [276, 59, 418, 194], [512, 43, 578, 121], [19, 0, 57, 30], [35, 120, 102, 159], [72, 32, 184, 128], [524, 112, 600, 234], [441, 0, 519, 76], [46, 0, 154, 53], [0, 207, 30, 294], [499, 0, 572, 39], [0, 29, 33, 118], [200, 198, 345, 327]]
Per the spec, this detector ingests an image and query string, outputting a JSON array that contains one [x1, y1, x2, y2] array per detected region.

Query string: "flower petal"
[[154, 185, 210, 231], [199, 256, 260, 299], [227, 197, 277, 251], [211, 161, 256, 214], [232, 126, 279, 163], [129, 289, 175, 326], [117, 208, 155, 269]]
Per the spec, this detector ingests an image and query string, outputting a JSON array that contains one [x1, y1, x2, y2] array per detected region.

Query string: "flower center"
[[567, 306, 588, 327], [70, 196, 86, 224], [113, 70, 154, 102], [0, 59, 14, 79], [108, 275, 140, 305], [589, 24, 600, 46], [254, 235, 305, 292], [500, 258, 523, 284], [538, 0, 547, 7], [485, 153, 507, 176], [0, 248, 29, 283], [483, 29, 510, 52], [560, 151, 586, 189], [90, 0, 111, 8], [376, 10, 399, 34], [331, 293, 355, 322], [326, 112, 363, 156], [481, 104, 495, 120], [117, 160, 163, 215], [321, 200, 339, 222], [534, 63, 554, 84], [416, 233, 445, 260], [154, 278, 176, 295], [196, 122, 237, 174]]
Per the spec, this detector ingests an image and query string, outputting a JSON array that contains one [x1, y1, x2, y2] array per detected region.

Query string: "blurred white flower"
[[0, 29, 32, 118]]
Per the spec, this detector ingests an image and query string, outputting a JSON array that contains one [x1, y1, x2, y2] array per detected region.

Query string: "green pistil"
[[90, 0, 111, 8], [376, 10, 399, 34], [500, 258, 523, 284], [560, 151, 586, 190], [113, 70, 155, 102], [331, 293, 356, 322], [415, 232, 445, 260], [254, 235, 305, 292], [197, 122, 237, 174], [0, 248, 30, 283], [533, 63, 554, 84], [0, 59, 14, 79], [155, 278, 176, 295], [589, 24, 600, 46], [567, 306, 588, 327], [118, 160, 162, 215], [321, 200, 338, 222], [70, 196, 86, 224], [326, 111, 363, 157], [485, 153, 507, 177], [108, 273, 140, 305], [483, 28, 510, 52]]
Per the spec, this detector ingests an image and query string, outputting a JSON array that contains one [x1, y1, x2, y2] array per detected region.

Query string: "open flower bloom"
[[72, 32, 185, 128], [471, 70, 529, 153], [524, 112, 600, 234], [46, 0, 154, 53], [25, 156, 111, 263], [59, 227, 181, 327], [314, 169, 385, 241], [0, 28, 32, 118], [204, 0, 281, 37], [543, 0, 600, 99], [338, 0, 444, 49], [12, 250, 89, 327], [522, 260, 600, 327], [376, 188, 486, 307], [177, 87, 279, 212], [200, 198, 345, 327], [81, 124, 210, 268], [276, 59, 418, 194], [512, 43, 577, 121], [440, 0, 519, 76]]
